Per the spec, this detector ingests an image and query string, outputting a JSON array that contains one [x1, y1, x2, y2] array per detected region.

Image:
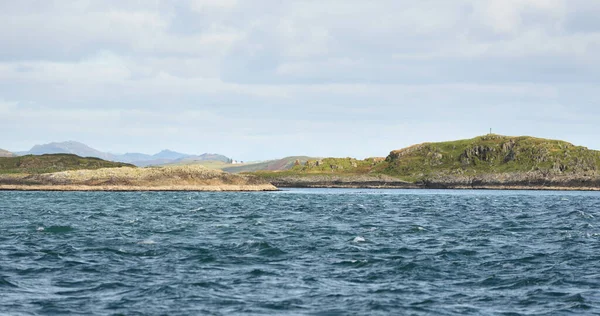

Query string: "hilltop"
[[25, 141, 113, 160], [0, 149, 14, 157], [0, 154, 133, 174], [255, 135, 600, 190], [380, 134, 600, 179]]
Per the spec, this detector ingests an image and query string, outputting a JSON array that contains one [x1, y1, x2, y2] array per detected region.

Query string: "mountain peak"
[[28, 141, 111, 159], [14, 141, 230, 167], [152, 149, 191, 160]]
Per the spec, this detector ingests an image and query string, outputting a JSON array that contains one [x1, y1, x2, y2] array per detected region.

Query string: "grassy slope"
[[156, 160, 230, 169], [379, 135, 600, 180], [252, 135, 600, 182], [223, 156, 316, 173], [0, 154, 134, 174]]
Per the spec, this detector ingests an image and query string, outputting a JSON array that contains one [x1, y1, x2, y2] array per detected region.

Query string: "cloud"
[[189, 0, 238, 11], [0, 0, 599, 157]]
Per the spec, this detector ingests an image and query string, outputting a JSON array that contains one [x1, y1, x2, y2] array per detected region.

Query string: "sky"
[[1, 0, 599, 160]]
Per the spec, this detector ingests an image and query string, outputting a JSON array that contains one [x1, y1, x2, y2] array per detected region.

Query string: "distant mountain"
[[116, 153, 153, 163], [0, 149, 14, 157], [26, 141, 115, 160], [151, 150, 190, 161], [17, 141, 231, 167]]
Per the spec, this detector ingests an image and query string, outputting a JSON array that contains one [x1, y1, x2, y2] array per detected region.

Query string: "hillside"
[[223, 156, 316, 173], [256, 135, 600, 190], [0, 154, 134, 174], [380, 134, 600, 179], [0, 149, 14, 157], [0, 165, 276, 191]]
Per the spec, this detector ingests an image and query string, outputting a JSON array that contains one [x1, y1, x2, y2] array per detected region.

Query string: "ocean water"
[[1, 189, 600, 315]]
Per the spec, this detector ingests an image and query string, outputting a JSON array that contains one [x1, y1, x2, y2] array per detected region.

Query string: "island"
[[0, 154, 277, 191], [250, 135, 600, 191]]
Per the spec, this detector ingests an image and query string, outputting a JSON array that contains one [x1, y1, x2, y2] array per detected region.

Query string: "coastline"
[[2, 183, 599, 192], [0, 184, 278, 192], [273, 183, 600, 191]]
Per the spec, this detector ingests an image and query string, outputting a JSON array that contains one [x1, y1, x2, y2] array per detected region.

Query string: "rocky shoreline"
[[267, 172, 600, 191], [0, 184, 277, 192]]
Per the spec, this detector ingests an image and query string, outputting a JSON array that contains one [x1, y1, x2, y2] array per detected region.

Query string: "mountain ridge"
[[14, 141, 231, 167]]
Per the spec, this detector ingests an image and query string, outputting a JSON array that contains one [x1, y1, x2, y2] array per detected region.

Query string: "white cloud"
[[0, 1, 599, 157], [471, 0, 565, 34], [189, 0, 238, 11], [0, 99, 18, 115]]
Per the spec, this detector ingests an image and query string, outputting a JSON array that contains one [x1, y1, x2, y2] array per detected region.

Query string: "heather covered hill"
[[0, 154, 133, 174]]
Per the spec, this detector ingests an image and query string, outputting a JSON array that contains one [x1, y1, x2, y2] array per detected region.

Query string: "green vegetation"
[[289, 157, 383, 174], [0, 154, 134, 174], [157, 160, 231, 169], [223, 156, 316, 173], [380, 135, 600, 180], [253, 135, 600, 182]]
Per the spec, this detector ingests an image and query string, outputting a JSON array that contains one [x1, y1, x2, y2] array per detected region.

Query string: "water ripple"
[[1, 189, 600, 315]]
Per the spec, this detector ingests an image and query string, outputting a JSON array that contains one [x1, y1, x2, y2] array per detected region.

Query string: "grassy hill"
[[255, 135, 600, 188], [0, 154, 134, 174], [378, 134, 600, 180], [223, 156, 316, 173]]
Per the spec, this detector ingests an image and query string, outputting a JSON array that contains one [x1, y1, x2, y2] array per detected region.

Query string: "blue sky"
[[1, 0, 599, 160]]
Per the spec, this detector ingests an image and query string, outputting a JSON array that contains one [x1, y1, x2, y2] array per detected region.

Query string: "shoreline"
[[272, 183, 600, 191], [2, 183, 599, 192], [0, 184, 278, 192]]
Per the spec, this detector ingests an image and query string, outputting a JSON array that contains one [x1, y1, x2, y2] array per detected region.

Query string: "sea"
[[1, 188, 599, 315]]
